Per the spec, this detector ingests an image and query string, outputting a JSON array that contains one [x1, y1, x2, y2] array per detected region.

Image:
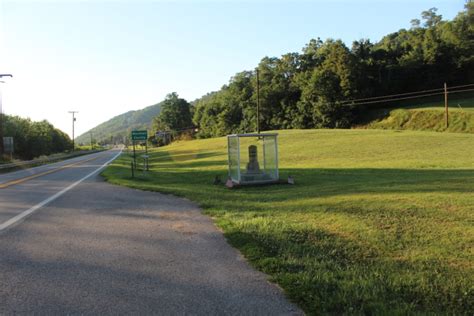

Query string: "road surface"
[[0, 149, 300, 315]]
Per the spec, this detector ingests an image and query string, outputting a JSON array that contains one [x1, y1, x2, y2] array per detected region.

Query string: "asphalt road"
[[0, 149, 301, 315]]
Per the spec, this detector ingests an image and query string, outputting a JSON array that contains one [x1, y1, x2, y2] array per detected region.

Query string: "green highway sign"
[[131, 130, 148, 141]]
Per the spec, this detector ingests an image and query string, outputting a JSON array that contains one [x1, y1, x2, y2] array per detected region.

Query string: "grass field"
[[360, 93, 474, 133], [102, 129, 474, 314]]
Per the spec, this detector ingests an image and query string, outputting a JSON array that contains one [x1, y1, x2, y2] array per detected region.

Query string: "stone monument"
[[246, 145, 261, 173]]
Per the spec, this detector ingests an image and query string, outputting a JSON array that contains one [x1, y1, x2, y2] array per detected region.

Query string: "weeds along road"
[[0, 149, 300, 315]]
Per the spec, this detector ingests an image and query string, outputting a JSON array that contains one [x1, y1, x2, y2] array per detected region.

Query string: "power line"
[[344, 87, 474, 107], [447, 83, 474, 90], [348, 91, 446, 107], [339, 82, 474, 105], [340, 87, 444, 104], [447, 88, 474, 95]]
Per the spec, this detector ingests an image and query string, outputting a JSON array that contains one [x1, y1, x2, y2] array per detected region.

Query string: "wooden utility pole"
[[0, 74, 13, 157], [68, 111, 78, 151], [444, 83, 448, 128], [0, 86, 3, 157], [256, 69, 260, 134]]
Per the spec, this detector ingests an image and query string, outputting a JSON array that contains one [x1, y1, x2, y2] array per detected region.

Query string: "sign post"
[[3, 137, 13, 160], [133, 140, 136, 168], [131, 130, 148, 169]]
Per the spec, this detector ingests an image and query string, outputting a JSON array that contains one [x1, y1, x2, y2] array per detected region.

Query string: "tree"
[[297, 40, 356, 128], [155, 93, 193, 132], [254, 54, 301, 130], [193, 72, 253, 137], [410, 19, 421, 29], [421, 7, 442, 28], [299, 68, 354, 128]]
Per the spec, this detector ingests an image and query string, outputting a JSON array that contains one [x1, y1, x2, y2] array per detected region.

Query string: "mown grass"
[[102, 129, 474, 314]]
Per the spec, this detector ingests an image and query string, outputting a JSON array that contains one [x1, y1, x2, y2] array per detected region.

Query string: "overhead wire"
[[446, 83, 474, 90], [339, 87, 444, 104], [339, 83, 474, 106], [446, 88, 474, 95], [347, 92, 445, 107]]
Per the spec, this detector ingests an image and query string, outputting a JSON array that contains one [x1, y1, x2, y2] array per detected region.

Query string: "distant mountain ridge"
[[76, 102, 162, 145]]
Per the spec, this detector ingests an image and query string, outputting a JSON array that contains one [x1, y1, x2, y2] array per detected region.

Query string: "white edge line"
[[0, 149, 123, 232], [0, 151, 104, 184]]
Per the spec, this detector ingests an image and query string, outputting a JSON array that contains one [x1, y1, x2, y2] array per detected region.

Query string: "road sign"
[[131, 131, 148, 168], [3, 137, 13, 154], [131, 130, 147, 141]]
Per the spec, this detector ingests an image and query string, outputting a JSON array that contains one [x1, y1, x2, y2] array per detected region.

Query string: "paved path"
[[0, 150, 301, 315]]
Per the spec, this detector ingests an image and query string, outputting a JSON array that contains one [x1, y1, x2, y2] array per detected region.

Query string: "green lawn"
[[102, 129, 474, 314]]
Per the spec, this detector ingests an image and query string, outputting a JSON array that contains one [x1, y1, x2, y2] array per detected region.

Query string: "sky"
[[0, 0, 466, 138]]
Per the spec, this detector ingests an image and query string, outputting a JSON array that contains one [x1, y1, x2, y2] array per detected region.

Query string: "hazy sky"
[[0, 0, 465, 138]]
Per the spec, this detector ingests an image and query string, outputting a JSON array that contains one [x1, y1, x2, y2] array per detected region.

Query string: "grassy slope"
[[102, 129, 474, 314], [360, 93, 474, 133]]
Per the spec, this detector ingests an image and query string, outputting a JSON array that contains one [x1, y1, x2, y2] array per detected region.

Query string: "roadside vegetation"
[[103, 129, 474, 314], [357, 93, 474, 133], [1, 114, 72, 161]]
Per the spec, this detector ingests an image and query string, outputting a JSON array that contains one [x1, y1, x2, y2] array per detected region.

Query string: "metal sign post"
[[131, 130, 148, 170], [133, 139, 136, 168]]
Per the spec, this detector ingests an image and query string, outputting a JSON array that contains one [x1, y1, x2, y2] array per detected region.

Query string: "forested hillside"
[[81, 5, 473, 142], [192, 5, 473, 137], [75, 101, 162, 145]]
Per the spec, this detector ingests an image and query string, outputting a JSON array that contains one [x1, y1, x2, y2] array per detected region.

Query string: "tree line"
[[153, 5, 473, 139], [2, 115, 72, 160]]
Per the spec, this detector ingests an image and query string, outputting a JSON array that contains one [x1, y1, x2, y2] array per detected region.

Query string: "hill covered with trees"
[[75, 101, 162, 145], [81, 5, 473, 143], [191, 5, 473, 137]]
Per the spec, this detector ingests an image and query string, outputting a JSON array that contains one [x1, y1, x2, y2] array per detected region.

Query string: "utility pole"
[[444, 83, 448, 129], [256, 68, 260, 134], [90, 131, 93, 150], [0, 81, 4, 157], [68, 111, 78, 151], [0, 74, 13, 157]]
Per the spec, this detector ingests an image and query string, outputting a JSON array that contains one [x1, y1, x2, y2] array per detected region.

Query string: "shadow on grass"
[[223, 227, 473, 314], [103, 155, 474, 314], [150, 150, 224, 162], [113, 149, 474, 190], [109, 159, 474, 198], [152, 160, 228, 169]]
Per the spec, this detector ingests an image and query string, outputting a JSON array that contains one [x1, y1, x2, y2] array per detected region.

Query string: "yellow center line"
[[0, 155, 102, 189]]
